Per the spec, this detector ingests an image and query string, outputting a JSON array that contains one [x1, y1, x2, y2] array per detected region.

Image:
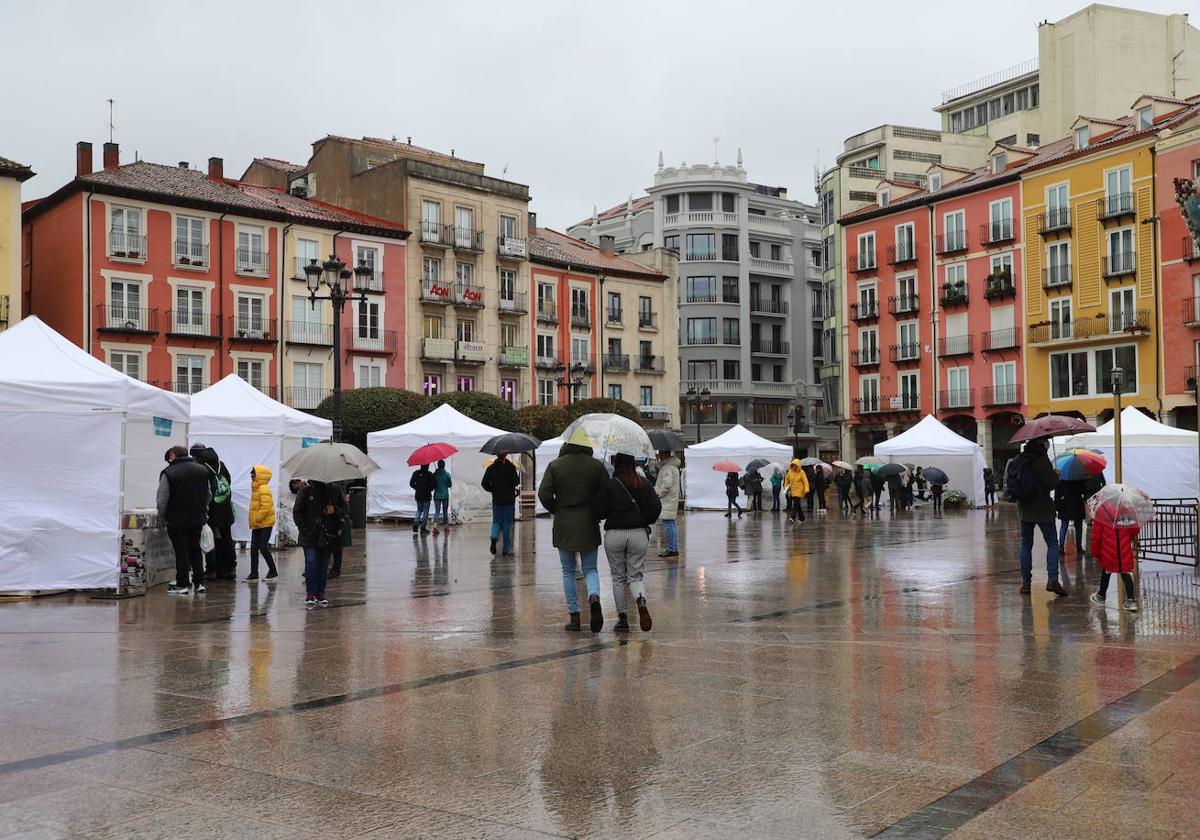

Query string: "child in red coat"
[[1088, 518, 1139, 612]]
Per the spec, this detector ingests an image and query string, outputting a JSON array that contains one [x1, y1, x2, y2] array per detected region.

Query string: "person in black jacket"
[[595, 454, 662, 632], [157, 446, 212, 595], [409, 464, 435, 534], [834, 468, 853, 513], [294, 480, 346, 608], [1016, 438, 1066, 597], [481, 451, 521, 556], [1055, 479, 1087, 556], [190, 443, 236, 580], [724, 472, 744, 517]]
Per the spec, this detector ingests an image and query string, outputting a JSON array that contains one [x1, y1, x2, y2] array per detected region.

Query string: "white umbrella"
[[282, 441, 379, 483], [562, 413, 654, 461], [756, 461, 787, 478]]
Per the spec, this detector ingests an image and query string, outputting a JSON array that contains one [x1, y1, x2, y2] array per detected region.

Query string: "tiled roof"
[[319, 135, 473, 166], [575, 195, 654, 228], [0, 156, 34, 182], [235, 185, 407, 232], [994, 142, 1037, 155], [1133, 94, 1192, 107], [251, 157, 304, 174], [1077, 115, 1127, 127], [1021, 100, 1200, 174], [935, 164, 975, 174], [529, 228, 666, 280], [878, 178, 922, 189]]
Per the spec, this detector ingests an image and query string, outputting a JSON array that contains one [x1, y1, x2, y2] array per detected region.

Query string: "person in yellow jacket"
[[782, 458, 809, 524], [246, 465, 278, 580]]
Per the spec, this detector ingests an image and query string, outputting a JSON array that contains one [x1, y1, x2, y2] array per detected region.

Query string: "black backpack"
[[1004, 455, 1035, 502]]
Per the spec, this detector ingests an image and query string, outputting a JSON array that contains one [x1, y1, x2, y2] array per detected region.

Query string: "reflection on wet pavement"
[[1, 505, 1199, 838]]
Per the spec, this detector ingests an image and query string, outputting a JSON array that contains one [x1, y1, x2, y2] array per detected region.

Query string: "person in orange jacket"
[[246, 465, 277, 580]]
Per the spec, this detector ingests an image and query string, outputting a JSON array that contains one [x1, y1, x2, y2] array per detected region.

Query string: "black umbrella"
[[480, 432, 540, 455], [746, 458, 771, 472], [876, 463, 907, 478], [922, 467, 949, 484], [646, 429, 686, 452]]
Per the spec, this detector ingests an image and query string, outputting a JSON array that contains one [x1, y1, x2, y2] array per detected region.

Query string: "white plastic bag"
[[199, 524, 215, 553]]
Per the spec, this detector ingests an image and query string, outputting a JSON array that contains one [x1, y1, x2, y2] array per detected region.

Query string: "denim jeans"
[[559, 548, 599, 614], [662, 519, 678, 553], [1020, 520, 1060, 582], [1058, 518, 1083, 549], [490, 504, 515, 553], [249, 526, 276, 576], [434, 498, 449, 525], [414, 500, 430, 529], [771, 488, 781, 511], [303, 546, 331, 598]]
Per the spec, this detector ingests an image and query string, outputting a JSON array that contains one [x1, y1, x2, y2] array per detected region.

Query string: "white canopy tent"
[[533, 436, 564, 514], [874, 415, 987, 507], [367, 404, 507, 519], [1062, 407, 1199, 499], [189, 374, 332, 542], [684, 425, 792, 509], [0, 317, 189, 591]]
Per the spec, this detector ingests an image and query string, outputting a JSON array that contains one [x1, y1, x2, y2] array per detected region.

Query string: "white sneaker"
[[1124, 600, 1139, 612], [194, 584, 206, 594], [304, 597, 317, 610], [317, 599, 330, 608], [166, 584, 189, 595], [1088, 593, 1105, 607]]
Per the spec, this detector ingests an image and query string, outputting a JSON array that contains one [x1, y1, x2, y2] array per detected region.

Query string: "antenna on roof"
[[407, 136, 412, 145], [713, 136, 720, 164], [501, 164, 508, 177], [391, 135, 398, 142], [107, 98, 115, 143]]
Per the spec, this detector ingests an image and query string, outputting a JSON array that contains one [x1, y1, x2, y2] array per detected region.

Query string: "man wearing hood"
[[782, 459, 809, 523], [538, 434, 610, 632], [190, 443, 236, 580], [654, 450, 681, 557]]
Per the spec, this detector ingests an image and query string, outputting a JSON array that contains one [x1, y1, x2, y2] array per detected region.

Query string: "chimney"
[[178, 161, 189, 169], [527, 211, 537, 232], [76, 141, 93, 177], [207, 157, 224, 180], [599, 235, 616, 255], [102, 142, 119, 171]]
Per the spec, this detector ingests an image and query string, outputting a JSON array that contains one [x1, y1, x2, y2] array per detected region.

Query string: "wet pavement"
[[2, 504, 1200, 838]]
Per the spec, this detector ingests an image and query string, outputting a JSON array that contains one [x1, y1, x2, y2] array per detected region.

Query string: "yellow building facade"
[[1019, 126, 1159, 422], [0, 157, 35, 331]]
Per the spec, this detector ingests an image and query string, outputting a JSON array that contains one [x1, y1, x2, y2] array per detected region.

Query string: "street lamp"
[[1110, 365, 1124, 483], [304, 255, 372, 441], [685, 386, 711, 443]]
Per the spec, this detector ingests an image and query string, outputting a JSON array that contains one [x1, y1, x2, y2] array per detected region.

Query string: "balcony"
[[108, 231, 146, 262], [750, 340, 789, 356], [456, 340, 488, 365], [1182, 298, 1200, 327], [345, 328, 399, 355], [685, 291, 718, 304], [570, 357, 596, 375], [748, 214, 792, 233], [570, 307, 590, 328], [0, 294, 8, 329], [982, 384, 1021, 406], [938, 335, 973, 357], [980, 220, 1015, 247], [97, 305, 158, 334], [749, 257, 794, 274], [887, 294, 919, 315], [1110, 308, 1151, 335], [498, 346, 529, 367], [174, 241, 209, 269], [453, 227, 484, 253], [536, 300, 558, 323], [684, 335, 719, 346], [981, 328, 1017, 352], [638, 311, 658, 329], [358, 267, 384, 293], [228, 316, 277, 342], [420, 221, 454, 247], [850, 252, 877, 273], [681, 379, 793, 396], [420, 277, 453, 304], [985, 271, 1016, 300], [285, 321, 332, 346], [236, 247, 268, 275], [168, 312, 219, 339], [454, 283, 485, 309], [889, 343, 920, 364], [164, 380, 207, 396], [603, 353, 630, 372], [1097, 192, 1135, 222], [1042, 265, 1073, 292], [851, 348, 880, 368], [664, 210, 740, 228], [607, 308, 623, 326], [535, 354, 564, 370], [853, 396, 881, 415], [887, 244, 919, 266], [637, 355, 666, 374], [1183, 236, 1200, 263], [935, 232, 968, 256], [499, 292, 528, 316], [284, 387, 331, 410], [1102, 252, 1136, 281], [1027, 309, 1150, 346], [1038, 208, 1072, 236], [940, 388, 974, 409], [497, 235, 527, 260], [421, 337, 456, 362], [749, 298, 788, 318], [811, 301, 825, 319], [850, 301, 879, 322], [939, 284, 968, 307]]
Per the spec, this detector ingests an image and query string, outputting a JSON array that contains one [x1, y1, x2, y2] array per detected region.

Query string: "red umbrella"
[[408, 442, 458, 466], [1010, 415, 1095, 443], [711, 460, 743, 472]]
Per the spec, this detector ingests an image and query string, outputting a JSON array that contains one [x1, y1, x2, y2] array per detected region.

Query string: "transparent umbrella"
[[1086, 483, 1156, 527], [856, 456, 884, 467], [561, 413, 654, 461]]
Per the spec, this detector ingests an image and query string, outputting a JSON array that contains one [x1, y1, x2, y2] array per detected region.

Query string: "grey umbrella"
[[646, 428, 686, 452], [480, 432, 541, 454], [876, 463, 907, 478], [746, 458, 772, 471], [282, 441, 379, 483]]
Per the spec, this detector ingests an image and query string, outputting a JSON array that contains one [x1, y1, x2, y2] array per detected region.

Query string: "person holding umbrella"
[[724, 471, 744, 517], [595, 452, 662, 631], [481, 450, 521, 556], [1011, 439, 1067, 597], [1087, 484, 1151, 612], [769, 467, 784, 513], [1055, 479, 1087, 556], [921, 466, 949, 512], [742, 467, 764, 513], [431, 460, 452, 534], [409, 463, 435, 535], [834, 467, 852, 514], [294, 479, 347, 609]]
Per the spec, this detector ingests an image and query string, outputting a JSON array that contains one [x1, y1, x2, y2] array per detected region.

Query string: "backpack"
[[1004, 456, 1035, 502], [208, 464, 232, 506]]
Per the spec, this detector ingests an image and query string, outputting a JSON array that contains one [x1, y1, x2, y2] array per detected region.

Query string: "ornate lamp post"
[[684, 386, 711, 443], [304, 255, 373, 441], [1110, 366, 1124, 483]]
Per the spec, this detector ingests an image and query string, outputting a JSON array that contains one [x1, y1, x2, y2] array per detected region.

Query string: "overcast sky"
[[2, 0, 1188, 228]]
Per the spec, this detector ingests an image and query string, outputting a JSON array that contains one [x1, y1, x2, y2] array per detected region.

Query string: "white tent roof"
[[875, 415, 979, 455], [0, 316, 188, 419], [686, 424, 792, 455], [1064, 406, 1198, 448], [190, 374, 332, 438], [368, 403, 507, 448]]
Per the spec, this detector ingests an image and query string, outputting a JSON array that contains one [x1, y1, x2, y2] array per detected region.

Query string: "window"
[[232, 358, 264, 391], [1075, 126, 1090, 148], [1052, 346, 1136, 398], [1107, 227, 1134, 274], [175, 354, 206, 394], [174, 286, 206, 334], [422, 256, 441, 284], [858, 327, 878, 362], [293, 362, 324, 408], [570, 287, 589, 323], [500, 322, 518, 348], [879, 188, 890, 207], [722, 318, 740, 344], [663, 234, 679, 251], [929, 173, 942, 192], [856, 232, 876, 267], [899, 372, 919, 410], [992, 153, 1007, 174], [357, 300, 381, 348], [639, 340, 653, 364], [232, 292, 265, 337], [686, 318, 716, 345], [989, 198, 1013, 241], [721, 193, 736, 213], [355, 362, 382, 388], [296, 238, 319, 277], [944, 263, 966, 296], [499, 214, 518, 239], [770, 243, 783, 262], [421, 200, 441, 240], [536, 333, 555, 360], [640, 385, 653, 406], [860, 376, 880, 412], [109, 350, 142, 381], [858, 281, 877, 314], [685, 233, 716, 260], [897, 274, 916, 308], [686, 276, 716, 303], [456, 262, 474, 287], [110, 205, 143, 257], [752, 403, 783, 426], [687, 360, 717, 381], [607, 337, 622, 357], [722, 276, 739, 303], [291, 294, 325, 342], [537, 283, 555, 314], [607, 291, 621, 322], [175, 215, 205, 264], [688, 192, 713, 211], [1137, 106, 1153, 130], [108, 278, 144, 329], [898, 320, 918, 358], [608, 384, 623, 401], [1026, 133, 1041, 146], [423, 373, 442, 396], [456, 376, 475, 392], [237, 226, 266, 273], [721, 234, 739, 261], [811, 249, 822, 268], [750, 363, 762, 381], [723, 360, 740, 380], [990, 252, 1013, 278], [665, 194, 680, 214], [944, 210, 965, 250], [1049, 297, 1072, 340], [749, 240, 761, 258], [639, 296, 652, 325], [499, 268, 516, 304], [571, 337, 590, 365], [355, 245, 380, 288], [500, 379, 517, 408], [1046, 183, 1069, 229], [993, 361, 1016, 404], [895, 223, 915, 261], [455, 319, 475, 342], [423, 314, 443, 339], [454, 206, 475, 247], [1047, 241, 1071, 285], [1105, 167, 1133, 214], [947, 367, 970, 408], [1110, 286, 1137, 332], [538, 378, 556, 405]]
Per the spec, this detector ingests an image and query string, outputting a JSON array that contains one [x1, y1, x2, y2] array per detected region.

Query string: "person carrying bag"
[[595, 454, 662, 632]]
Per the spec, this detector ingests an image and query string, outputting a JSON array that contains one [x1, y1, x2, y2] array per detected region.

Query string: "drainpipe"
[[85, 191, 94, 353], [279, 222, 293, 395], [928, 204, 939, 416], [217, 213, 228, 379], [599, 274, 606, 397], [1147, 148, 1163, 419]]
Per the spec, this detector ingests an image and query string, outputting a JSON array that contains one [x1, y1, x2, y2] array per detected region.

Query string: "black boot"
[[613, 613, 630, 632], [589, 594, 604, 632], [564, 612, 581, 632], [636, 596, 653, 632], [1046, 579, 1068, 597]]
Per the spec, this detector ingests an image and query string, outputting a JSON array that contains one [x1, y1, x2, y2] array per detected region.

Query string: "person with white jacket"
[[654, 451, 681, 557]]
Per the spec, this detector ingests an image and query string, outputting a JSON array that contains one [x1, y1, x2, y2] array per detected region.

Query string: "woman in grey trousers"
[[595, 454, 663, 632]]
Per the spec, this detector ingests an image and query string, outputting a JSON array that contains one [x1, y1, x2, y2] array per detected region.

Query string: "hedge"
[[316, 388, 429, 450], [428, 391, 518, 432], [515, 404, 569, 441], [565, 397, 641, 423]]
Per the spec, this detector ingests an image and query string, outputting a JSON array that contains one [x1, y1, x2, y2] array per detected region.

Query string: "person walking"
[[783, 458, 809, 523], [294, 479, 346, 608], [538, 437, 610, 632], [431, 460, 452, 534], [834, 468, 853, 514], [983, 468, 996, 506], [481, 451, 520, 556], [913, 467, 928, 501], [769, 467, 783, 513], [157, 446, 212, 595], [813, 466, 829, 514], [1055, 479, 1087, 557], [886, 471, 903, 514], [595, 453, 663, 632], [743, 469, 764, 513], [930, 480, 945, 512], [245, 465, 278, 581], [870, 469, 885, 512], [1012, 439, 1066, 596], [191, 444, 236, 580], [654, 451, 681, 557], [724, 471, 744, 517], [409, 463, 435, 534], [1088, 515, 1139, 612]]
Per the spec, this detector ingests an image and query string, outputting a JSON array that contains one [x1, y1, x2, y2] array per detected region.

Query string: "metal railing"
[[1183, 236, 1200, 263], [638, 355, 666, 373], [939, 334, 973, 356], [981, 220, 1014, 246], [887, 243, 918, 265], [1110, 308, 1150, 334], [1043, 265, 1073, 290], [749, 298, 788, 315], [498, 346, 529, 367], [497, 235, 527, 259], [1182, 297, 1200, 326], [940, 388, 974, 409], [941, 58, 1038, 103], [344, 328, 398, 354], [985, 271, 1016, 300], [889, 342, 920, 362], [285, 386, 331, 410], [853, 396, 880, 415], [229, 316, 276, 340], [851, 348, 880, 367], [453, 227, 484, 251], [1136, 499, 1200, 566], [285, 320, 333, 345], [1098, 192, 1135, 220], [108, 231, 146, 260], [570, 307, 590, 327], [685, 291, 718, 304], [607, 308, 623, 324], [1038, 208, 1072, 235], [888, 294, 919, 315], [1102, 252, 1136, 279], [499, 292, 528, 314], [236, 247, 268, 274], [982, 384, 1020, 406], [982, 328, 1017, 351], [602, 353, 630, 371], [850, 301, 879, 321], [420, 221, 454, 246], [420, 277, 452, 303], [536, 300, 558, 322], [165, 380, 206, 395], [936, 232, 968, 255], [174, 240, 208, 268], [685, 335, 719, 345], [638, 310, 658, 328], [939, 284, 968, 307], [852, 252, 877, 272], [358, 268, 384, 292], [750, 340, 789, 355], [97, 304, 158, 333], [168, 311, 218, 338], [454, 283, 485, 308]]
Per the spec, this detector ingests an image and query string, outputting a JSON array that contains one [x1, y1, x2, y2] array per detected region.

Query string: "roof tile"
[[529, 228, 665, 279]]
